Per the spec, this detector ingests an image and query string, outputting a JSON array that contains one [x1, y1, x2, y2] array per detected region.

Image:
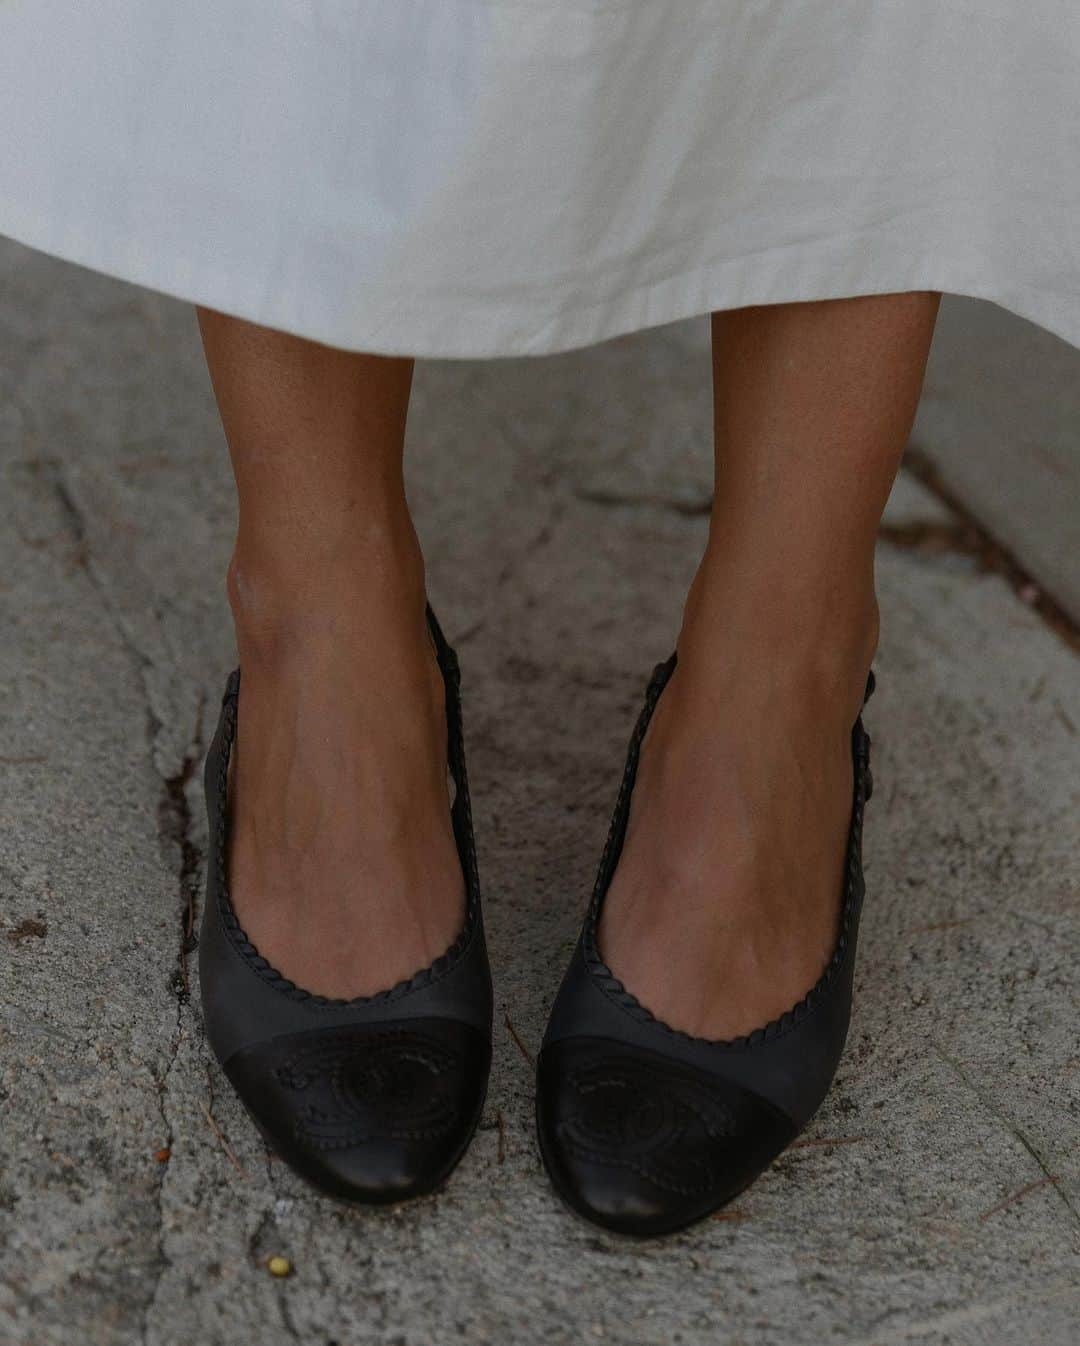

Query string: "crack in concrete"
[[157, 694, 207, 1001], [889, 450, 1080, 654], [240, 1200, 305, 1341], [277, 1289, 302, 1343], [140, 693, 209, 1346], [141, 1009, 184, 1346], [46, 464, 170, 752], [247, 1207, 273, 1259], [930, 1040, 1080, 1233], [41, 459, 216, 1346], [45, 462, 206, 956], [573, 484, 711, 517]]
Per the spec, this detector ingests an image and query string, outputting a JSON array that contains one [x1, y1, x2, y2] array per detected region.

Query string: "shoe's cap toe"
[[224, 1016, 490, 1204], [536, 1036, 796, 1236]]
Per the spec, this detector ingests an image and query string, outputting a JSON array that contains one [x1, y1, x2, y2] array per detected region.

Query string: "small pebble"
[[267, 1256, 292, 1278]]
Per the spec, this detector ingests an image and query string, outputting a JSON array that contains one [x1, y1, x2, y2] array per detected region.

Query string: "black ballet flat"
[[535, 653, 875, 1237], [198, 604, 493, 1206]]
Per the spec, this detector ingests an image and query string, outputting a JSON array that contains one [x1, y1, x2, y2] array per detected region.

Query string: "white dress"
[[2, 0, 1078, 359]]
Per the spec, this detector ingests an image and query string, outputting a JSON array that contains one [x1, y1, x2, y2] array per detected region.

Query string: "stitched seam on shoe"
[[580, 657, 874, 1053], [208, 615, 483, 1011]]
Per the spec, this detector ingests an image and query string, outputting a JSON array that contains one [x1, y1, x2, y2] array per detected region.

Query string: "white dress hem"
[[2, 196, 1076, 360]]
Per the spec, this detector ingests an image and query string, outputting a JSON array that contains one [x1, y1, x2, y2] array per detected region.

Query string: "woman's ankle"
[[226, 529, 429, 664], [675, 552, 879, 724]]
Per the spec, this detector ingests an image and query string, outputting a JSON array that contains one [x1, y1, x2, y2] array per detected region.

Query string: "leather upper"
[[197, 604, 493, 1203], [224, 1015, 490, 1205], [535, 653, 875, 1234]]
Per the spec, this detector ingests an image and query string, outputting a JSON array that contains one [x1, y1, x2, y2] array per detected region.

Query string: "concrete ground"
[[0, 238, 1077, 1346], [911, 298, 1080, 625]]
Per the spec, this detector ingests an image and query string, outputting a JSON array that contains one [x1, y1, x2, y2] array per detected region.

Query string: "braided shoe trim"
[[580, 655, 875, 1053], [208, 608, 482, 1011]]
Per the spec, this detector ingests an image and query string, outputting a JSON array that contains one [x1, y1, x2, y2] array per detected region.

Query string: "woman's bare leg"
[[599, 291, 941, 1039], [196, 308, 463, 998]]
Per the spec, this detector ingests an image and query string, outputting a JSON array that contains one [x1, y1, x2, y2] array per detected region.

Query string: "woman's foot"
[[222, 545, 465, 1001], [597, 556, 878, 1042]]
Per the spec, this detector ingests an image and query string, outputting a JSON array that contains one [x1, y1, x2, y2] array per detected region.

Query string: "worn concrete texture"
[[0, 239, 1078, 1346], [912, 298, 1080, 624]]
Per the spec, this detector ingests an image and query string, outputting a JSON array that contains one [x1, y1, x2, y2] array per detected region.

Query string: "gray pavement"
[[912, 297, 1080, 624], [0, 238, 1078, 1346]]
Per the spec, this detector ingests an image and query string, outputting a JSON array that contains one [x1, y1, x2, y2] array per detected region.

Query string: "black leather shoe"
[[535, 653, 875, 1237], [198, 603, 493, 1205]]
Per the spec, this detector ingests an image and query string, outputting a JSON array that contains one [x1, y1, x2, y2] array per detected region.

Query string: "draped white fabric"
[[2, 0, 1077, 357]]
